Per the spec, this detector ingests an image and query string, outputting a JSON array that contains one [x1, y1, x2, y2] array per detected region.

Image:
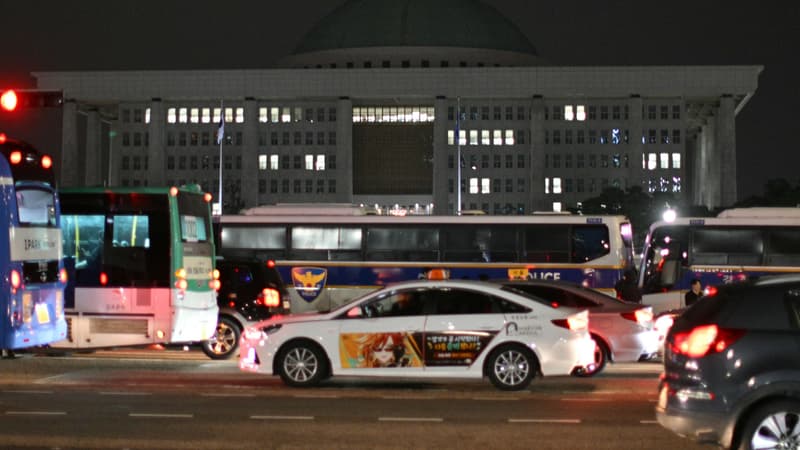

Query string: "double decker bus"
[[217, 206, 636, 313], [0, 133, 67, 353], [53, 185, 219, 349], [639, 207, 800, 314]]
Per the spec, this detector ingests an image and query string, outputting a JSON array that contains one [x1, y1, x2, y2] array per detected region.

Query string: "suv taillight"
[[671, 324, 745, 358], [257, 288, 281, 308]]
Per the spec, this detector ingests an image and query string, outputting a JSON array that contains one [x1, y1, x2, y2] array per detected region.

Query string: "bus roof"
[[716, 207, 800, 219], [220, 214, 629, 226], [60, 184, 206, 195]]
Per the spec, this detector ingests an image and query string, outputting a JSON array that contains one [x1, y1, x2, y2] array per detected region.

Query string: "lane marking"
[[640, 420, 659, 424], [472, 397, 519, 401], [129, 413, 193, 418], [201, 393, 256, 398], [99, 391, 152, 396], [251, 415, 315, 420], [561, 398, 610, 402], [2, 390, 53, 394], [293, 394, 340, 399], [380, 395, 436, 400], [6, 411, 66, 416], [378, 417, 444, 422], [509, 418, 581, 424]]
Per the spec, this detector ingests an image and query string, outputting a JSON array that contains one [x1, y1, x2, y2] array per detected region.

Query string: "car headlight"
[[243, 328, 264, 340]]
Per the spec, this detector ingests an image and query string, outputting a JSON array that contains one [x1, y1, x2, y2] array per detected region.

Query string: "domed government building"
[[34, 0, 761, 214]]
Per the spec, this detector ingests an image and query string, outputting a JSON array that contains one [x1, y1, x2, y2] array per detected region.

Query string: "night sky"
[[1, 0, 797, 201]]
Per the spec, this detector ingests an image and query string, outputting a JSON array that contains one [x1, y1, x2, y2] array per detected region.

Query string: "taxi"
[[239, 279, 595, 390]]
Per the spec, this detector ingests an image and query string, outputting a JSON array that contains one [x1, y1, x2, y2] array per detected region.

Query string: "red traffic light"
[[1, 90, 18, 111]]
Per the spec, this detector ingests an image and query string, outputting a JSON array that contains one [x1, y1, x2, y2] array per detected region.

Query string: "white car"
[[239, 279, 595, 391]]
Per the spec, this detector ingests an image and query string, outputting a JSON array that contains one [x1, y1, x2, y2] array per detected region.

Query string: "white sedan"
[[239, 279, 595, 391]]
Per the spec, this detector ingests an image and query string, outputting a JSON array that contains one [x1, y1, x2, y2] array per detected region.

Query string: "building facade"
[[33, 0, 761, 214]]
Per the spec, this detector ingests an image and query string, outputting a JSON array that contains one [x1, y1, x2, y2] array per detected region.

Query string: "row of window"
[[544, 104, 681, 121], [545, 177, 626, 194], [545, 153, 631, 169], [447, 105, 528, 122], [257, 154, 336, 171], [262, 178, 337, 194], [448, 153, 526, 170], [304, 59, 502, 69], [352, 107, 434, 123], [545, 129, 682, 145], [121, 130, 340, 148], [448, 178, 527, 194], [447, 129, 522, 146]]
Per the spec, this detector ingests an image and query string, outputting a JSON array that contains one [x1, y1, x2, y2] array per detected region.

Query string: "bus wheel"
[[201, 317, 240, 360]]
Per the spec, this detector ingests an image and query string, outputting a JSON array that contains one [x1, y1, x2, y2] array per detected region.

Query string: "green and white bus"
[[53, 185, 219, 349]]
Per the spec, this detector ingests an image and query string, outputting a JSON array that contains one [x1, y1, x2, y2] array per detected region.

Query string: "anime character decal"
[[340, 333, 424, 368]]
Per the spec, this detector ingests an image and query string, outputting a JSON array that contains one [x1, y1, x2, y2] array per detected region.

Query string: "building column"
[[60, 100, 79, 187], [697, 121, 717, 208], [627, 95, 644, 191], [242, 98, 259, 208], [529, 95, 545, 212], [716, 95, 737, 207], [432, 96, 449, 214], [336, 97, 353, 202], [84, 109, 103, 186], [146, 99, 165, 186]]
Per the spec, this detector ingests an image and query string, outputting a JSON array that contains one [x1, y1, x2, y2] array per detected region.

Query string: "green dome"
[[293, 0, 538, 56]]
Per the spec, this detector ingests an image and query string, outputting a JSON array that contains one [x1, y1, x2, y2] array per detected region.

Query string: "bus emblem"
[[291, 267, 327, 302]]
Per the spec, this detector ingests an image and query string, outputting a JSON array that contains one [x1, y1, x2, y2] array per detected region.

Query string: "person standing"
[[615, 270, 642, 303], [685, 279, 703, 307]]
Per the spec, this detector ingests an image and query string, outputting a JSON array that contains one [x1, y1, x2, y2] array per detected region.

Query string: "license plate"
[[35, 303, 51, 324], [657, 385, 668, 409]]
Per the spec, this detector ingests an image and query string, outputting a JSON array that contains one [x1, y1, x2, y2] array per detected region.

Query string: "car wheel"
[[277, 341, 328, 387], [487, 345, 538, 391], [736, 399, 800, 450], [574, 336, 608, 378], [201, 317, 240, 360]]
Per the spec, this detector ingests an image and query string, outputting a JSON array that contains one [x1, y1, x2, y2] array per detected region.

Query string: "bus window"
[[524, 225, 569, 263], [291, 226, 362, 261], [691, 228, 763, 266], [642, 226, 688, 292], [572, 225, 611, 262], [16, 188, 56, 226], [765, 229, 800, 266], [365, 227, 439, 262]]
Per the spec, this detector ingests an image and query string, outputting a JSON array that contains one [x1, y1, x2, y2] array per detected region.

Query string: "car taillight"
[[59, 268, 68, 283], [671, 324, 745, 358], [621, 307, 654, 325], [10, 269, 21, 289], [551, 310, 589, 331]]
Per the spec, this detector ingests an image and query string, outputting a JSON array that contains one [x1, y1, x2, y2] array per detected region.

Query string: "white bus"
[[639, 207, 800, 314], [216, 208, 636, 313], [54, 186, 220, 349]]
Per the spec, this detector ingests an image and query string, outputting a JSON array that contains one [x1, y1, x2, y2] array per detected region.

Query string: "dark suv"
[[656, 275, 800, 449], [201, 258, 290, 359]]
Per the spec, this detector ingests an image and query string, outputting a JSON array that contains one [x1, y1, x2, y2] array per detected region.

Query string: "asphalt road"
[[0, 348, 700, 450]]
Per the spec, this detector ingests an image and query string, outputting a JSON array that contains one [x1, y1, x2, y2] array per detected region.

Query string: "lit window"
[[305, 155, 314, 170], [315, 155, 325, 171], [648, 153, 657, 170], [281, 107, 291, 123], [145, 108, 151, 124], [672, 153, 681, 169], [213, 108, 222, 123], [202, 108, 211, 123], [660, 153, 669, 169], [493, 130, 502, 146], [672, 176, 682, 192], [167, 108, 176, 124], [544, 177, 550, 194], [178, 108, 188, 123], [552, 177, 562, 194], [270, 107, 280, 123], [259, 107, 268, 123], [447, 130, 454, 145], [552, 202, 562, 212], [564, 105, 574, 121], [190, 108, 199, 123], [269, 155, 279, 170], [469, 178, 479, 194], [258, 155, 267, 170], [458, 130, 466, 146], [505, 130, 515, 145], [611, 128, 620, 144], [225, 108, 234, 123], [481, 130, 490, 145], [576, 105, 586, 121], [481, 178, 491, 194], [235, 108, 244, 123], [469, 130, 478, 145]]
